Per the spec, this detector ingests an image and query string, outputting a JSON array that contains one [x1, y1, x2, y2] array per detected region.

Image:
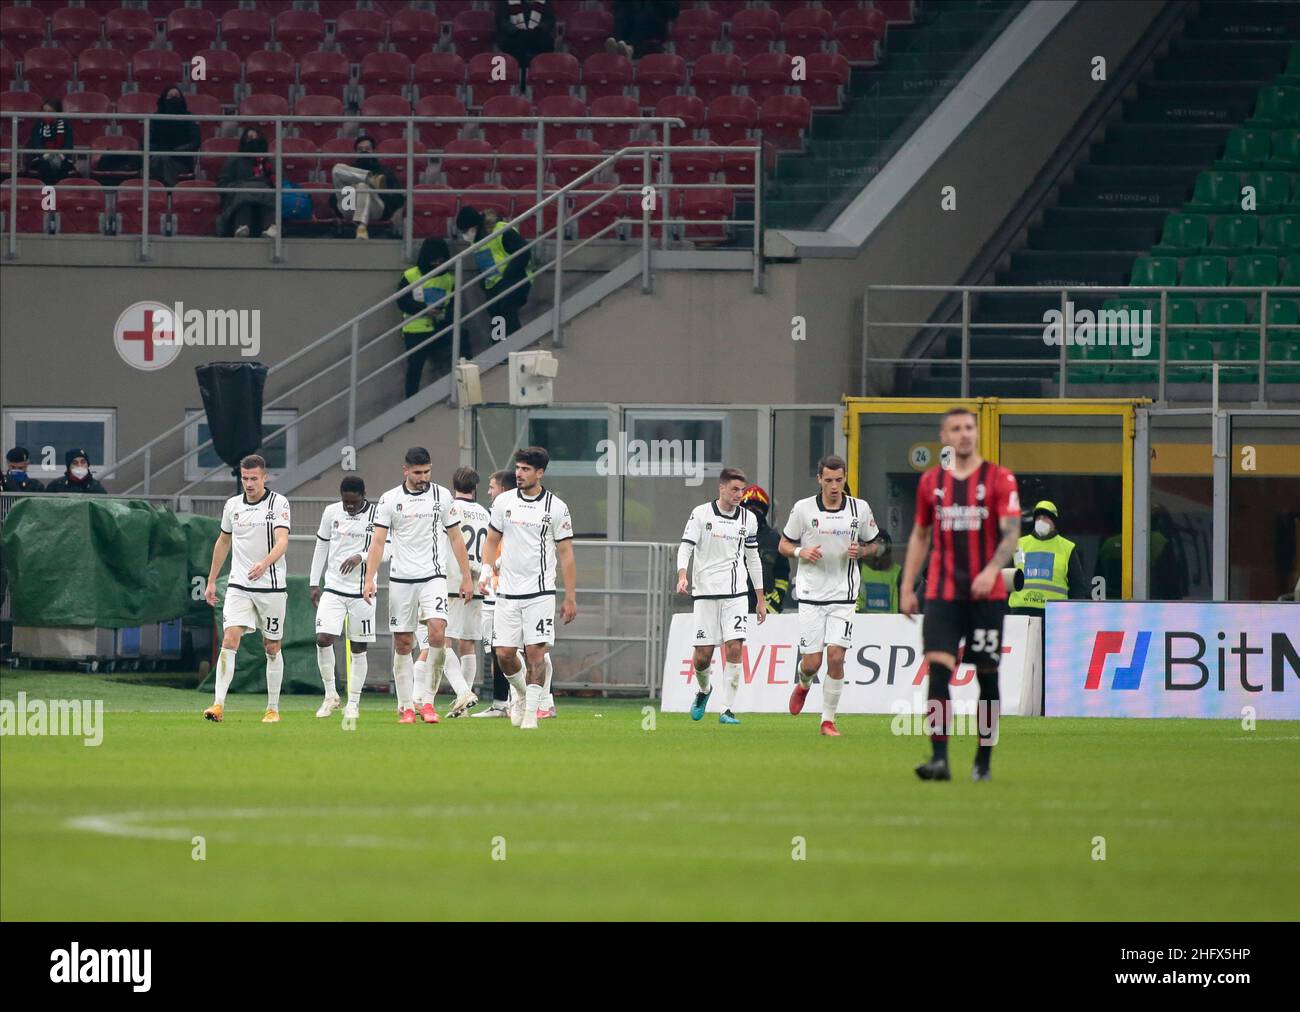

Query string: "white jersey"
[[445, 496, 491, 597], [220, 489, 291, 593], [783, 494, 880, 604], [677, 500, 762, 599], [373, 481, 455, 582], [488, 486, 573, 598], [311, 500, 378, 596]]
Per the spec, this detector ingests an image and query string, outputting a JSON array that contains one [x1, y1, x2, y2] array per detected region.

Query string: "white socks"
[[265, 652, 284, 711], [393, 651, 415, 711], [317, 645, 336, 696], [695, 665, 711, 694], [460, 645, 478, 694], [721, 660, 742, 712], [822, 674, 843, 723], [799, 660, 817, 689], [412, 651, 433, 705], [443, 648, 469, 697], [524, 681, 542, 718], [348, 651, 368, 707], [539, 652, 554, 709], [214, 647, 237, 705], [502, 651, 528, 699]]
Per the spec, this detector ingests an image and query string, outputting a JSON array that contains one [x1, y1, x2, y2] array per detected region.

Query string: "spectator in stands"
[[608, 1, 680, 59], [495, 0, 556, 84], [398, 237, 456, 397], [149, 85, 201, 188], [857, 530, 903, 613], [739, 484, 790, 615], [329, 133, 404, 241], [217, 127, 278, 238], [25, 98, 75, 186], [2, 447, 44, 492], [46, 449, 106, 494], [456, 204, 532, 336]]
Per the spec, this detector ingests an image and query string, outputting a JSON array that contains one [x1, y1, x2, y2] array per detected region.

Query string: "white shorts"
[[388, 577, 448, 633], [447, 595, 483, 641], [493, 594, 556, 648], [223, 587, 287, 641], [481, 602, 494, 644], [692, 596, 749, 646], [315, 591, 377, 642], [798, 602, 856, 654]]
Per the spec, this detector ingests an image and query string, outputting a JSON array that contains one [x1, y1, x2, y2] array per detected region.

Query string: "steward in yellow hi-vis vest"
[[456, 205, 534, 336], [397, 237, 455, 398], [1009, 500, 1087, 613], [856, 531, 901, 613]]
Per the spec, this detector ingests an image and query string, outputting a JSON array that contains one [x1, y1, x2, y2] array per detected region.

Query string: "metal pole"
[[659, 121, 670, 250], [1157, 288, 1168, 404], [347, 321, 358, 450], [960, 288, 971, 399], [752, 144, 762, 293], [7, 113, 17, 257], [1131, 409, 1149, 601], [140, 111, 151, 259], [1210, 384, 1228, 602], [860, 286, 869, 396], [1256, 289, 1267, 406], [143, 446, 151, 496], [552, 186, 566, 347], [641, 150, 651, 293], [403, 121, 414, 263], [1058, 288, 1068, 395], [535, 119, 545, 240], [452, 255, 464, 407], [272, 118, 283, 262]]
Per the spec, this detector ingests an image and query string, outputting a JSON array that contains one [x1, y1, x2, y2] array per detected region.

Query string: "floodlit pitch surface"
[[2, 672, 1297, 920]]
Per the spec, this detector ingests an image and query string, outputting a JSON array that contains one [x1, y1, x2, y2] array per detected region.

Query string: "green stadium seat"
[[1259, 214, 1300, 252], [1267, 338, 1300, 382], [1265, 297, 1300, 340], [1067, 337, 1112, 383], [1219, 335, 1260, 383], [1248, 85, 1300, 129], [1206, 214, 1260, 255], [1180, 255, 1228, 288], [1265, 129, 1300, 170], [1241, 171, 1291, 212], [1202, 298, 1252, 360], [1187, 171, 1242, 212], [1231, 253, 1280, 286], [1280, 253, 1300, 282], [1279, 45, 1300, 87], [1168, 335, 1214, 382], [1154, 213, 1209, 255], [1130, 255, 1179, 287], [1217, 128, 1272, 170]]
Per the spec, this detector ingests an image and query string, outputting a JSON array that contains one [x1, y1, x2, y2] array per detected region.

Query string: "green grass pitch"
[[2, 671, 1297, 920]]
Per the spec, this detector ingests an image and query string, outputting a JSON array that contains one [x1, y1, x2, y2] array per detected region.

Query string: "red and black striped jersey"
[[914, 461, 1020, 601]]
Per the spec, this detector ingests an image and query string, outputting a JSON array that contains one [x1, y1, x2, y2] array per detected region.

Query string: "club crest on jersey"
[[396, 504, 403, 512], [333, 520, 339, 528], [976, 483, 986, 501], [705, 522, 712, 531], [934, 487, 946, 501], [541, 514, 551, 525]]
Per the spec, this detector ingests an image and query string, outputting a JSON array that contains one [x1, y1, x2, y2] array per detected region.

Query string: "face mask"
[[71, 466, 90, 480], [1034, 519, 1053, 538], [164, 97, 185, 113], [462, 228, 477, 242], [9, 470, 27, 482]]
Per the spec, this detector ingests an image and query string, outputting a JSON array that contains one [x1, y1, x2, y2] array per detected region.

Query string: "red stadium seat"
[[113, 178, 167, 236], [440, 137, 494, 186], [255, 0, 297, 17], [833, 7, 885, 65], [535, 93, 585, 144], [0, 89, 44, 113], [801, 52, 849, 109], [199, 135, 238, 180], [744, 52, 793, 105], [202, 1, 249, 20], [22, 46, 74, 97], [496, 138, 538, 190], [634, 52, 685, 110], [781, 7, 832, 59], [704, 94, 757, 145], [589, 94, 640, 150], [654, 94, 706, 134], [376, 135, 430, 181], [63, 89, 112, 145], [758, 93, 810, 150], [244, 49, 295, 102], [273, 10, 326, 60], [563, 9, 614, 63], [77, 47, 129, 98], [293, 93, 345, 146], [106, 8, 157, 51], [721, 137, 762, 187], [690, 53, 743, 107], [581, 52, 632, 103], [414, 51, 466, 99], [189, 48, 242, 106], [0, 178, 48, 234], [389, 7, 440, 62], [317, 135, 358, 169], [730, 8, 780, 61], [466, 51, 519, 106], [358, 51, 411, 98], [414, 93, 467, 148], [480, 94, 532, 146], [1, 6, 48, 53], [0, 48, 13, 89], [550, 138, 601, 186], [677, 186, 733, 242], [51, 6, 102, 57], [668, 8, 722, 62], [528, 51, 580, 104], [666, 140, 721, 185], [239, 92, 290, 137], [708, 0, 749, 16], [516, 186, 559, 241], [432, 1, 476, 19], [219, 8, 273, 61], [170, 178, 219, 234], [317, 1, 362, 21], [334, 8, 387, 63], [358, 94, 412, 144], [113, 90, 157, 143], [465, 181, 513, 220], [132, 48, 184, 93], [165, 8, 218, 62], [298, 50, 350, 101], [876, 1, 916, 25], [571, 185, 627, 239], [450, 10, 495, 60], [410, 182, 457, 237], [768, 0, 813, 15], [184, 92, 222, 142], [278, 135, 318, 183], [89, 134, 139, 184]]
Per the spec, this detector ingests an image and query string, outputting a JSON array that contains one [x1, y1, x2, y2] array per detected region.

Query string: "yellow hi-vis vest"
[[401, 265, 454, 334], [857, 563, 901, 613], [1008, 533, 1074, 610], [476, 220, 534, 289]]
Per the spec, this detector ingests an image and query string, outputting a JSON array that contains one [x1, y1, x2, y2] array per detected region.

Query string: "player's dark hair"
[[719, 467, 747, 485], [491, 468, 517, 490], [240, 454, 267, 471], [514, 446, 549, 471], [340, 476, 365, 495], [404, 446, 432, 466], [942, 407, 978, 426], [452, 465, 479, 494], [817, 454, 847, 475]]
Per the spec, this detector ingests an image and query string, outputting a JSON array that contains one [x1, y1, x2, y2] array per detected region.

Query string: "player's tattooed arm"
[[970, 516, 1020, 600]]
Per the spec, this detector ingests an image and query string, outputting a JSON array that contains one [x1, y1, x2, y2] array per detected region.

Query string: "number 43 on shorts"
[[970, 628, 999, 652], [535, 617, 554, 635]]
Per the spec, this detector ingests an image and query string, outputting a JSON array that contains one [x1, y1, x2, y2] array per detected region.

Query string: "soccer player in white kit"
[[439, 465, 490, 717], [480, 447, 577, 730], [202, 454, 291, 724], [309, 476, 378, 721], [362, 447, 474, 725], [677, 467, 767, 724], [780, 454, 883, 736]]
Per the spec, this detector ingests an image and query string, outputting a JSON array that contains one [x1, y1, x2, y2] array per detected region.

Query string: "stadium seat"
[[1, 6, 48, 53], [655, 94, 706, 134], [758, 94, 811, 151], [410, 182, 457, 237], [165, 8, 218, 62], [677, 186, 734, 242], [589, 95, 641, 150], [1260, 214, 1300, 252], [298, 50, 350, 102], [0, 178, 48, 234], [480, 94, 532, 146], [450, 9, 495, 59], [51, 6, 102, 57], [1129, 255, 1178, 287], [705, 95, 758, 145], [359, 51, 412, 99], [1282, 256, 1300, 284], [414, 52, 466, 99], [744, 53, 793, 105], [1187, 171, 1241, 212], [22, 47, 74, 97], [721, 137, 761, 188], [219, 8, 273, 61], [582, 53, 632, 104], [1153, 213, 1209, 255], [376, 136, 431, 185], [691, 54, 743, 107], [0, 89, 43, 114], [535, 94, 585, 144], [317, 136, 358, 179], [467, 51, 519, 107], [1206, 214, 1258, 256], [185, 92, 223, 143], [550, 138, 601, 186], [1181, 255, 1228, 288], [1248, 85, 1300, 129], [1266, 338, 1300, 382], [0, 47, 13, 90], [430, 0, 476, 19], [496, 138, 538, 190], [634, 53, 685, 110], [62, 89, 112, 145], [113, 90, 157, 143], [465, 181, 513, 220], [1219, 335, 1262, 383], [358, 94, 412, 144], [1167, 335, 1215, 382], [107, 8, 156, 52], [199, 135, 239, 180], [877, 0, 916, 23], [768, 0, 814, 15], [1232, 253, 1279, 287], [88, 134, 139, 185], [317, 1, 362, 21], [244, 49, 295, 102], [668, 8, 722, 63], [189, 48, 243, 106], [665, 140, 721, 186], [414, 94, 467, 148], [781, 7, 833, 59], [274, 10, 327, 59], [1217, 127, 1271, 170], [132, 49, 184, 94], [801, 52, 850, 110], [239, 93, 291, 138], [730, 8, 781, 61], [170, 178, 219, 234], [562, 9, 614, 63], [833, 6, 886, 64], [571, 184, 627, 239], [76, 48, 129, 98], [113, 178, 167, 236], [1201, 297, 1249, 348], [334, 8, 387, 63], [440, 137, 494, 186], [528, 52, 580, 104], [389, 7, 441, 62], [1267, 129, 1300, 170], [278, 135, 318, 184], [1241, 170, 1291, 213], [293, 94, 344, 147], [516, 186, 560, 240]]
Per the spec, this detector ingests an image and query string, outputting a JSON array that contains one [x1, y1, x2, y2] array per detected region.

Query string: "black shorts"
[[921, 599, 1009, 667]]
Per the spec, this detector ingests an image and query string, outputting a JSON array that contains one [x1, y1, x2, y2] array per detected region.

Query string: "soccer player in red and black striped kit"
[[900, 408, 1021, 782]]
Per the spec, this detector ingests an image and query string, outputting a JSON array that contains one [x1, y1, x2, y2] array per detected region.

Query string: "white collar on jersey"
[[401, 481, 429, 496], [816, 494, 848, 513], [241, 489, 272, 506], [711, 500, 741, 519], [517, 486, 546, 502]]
